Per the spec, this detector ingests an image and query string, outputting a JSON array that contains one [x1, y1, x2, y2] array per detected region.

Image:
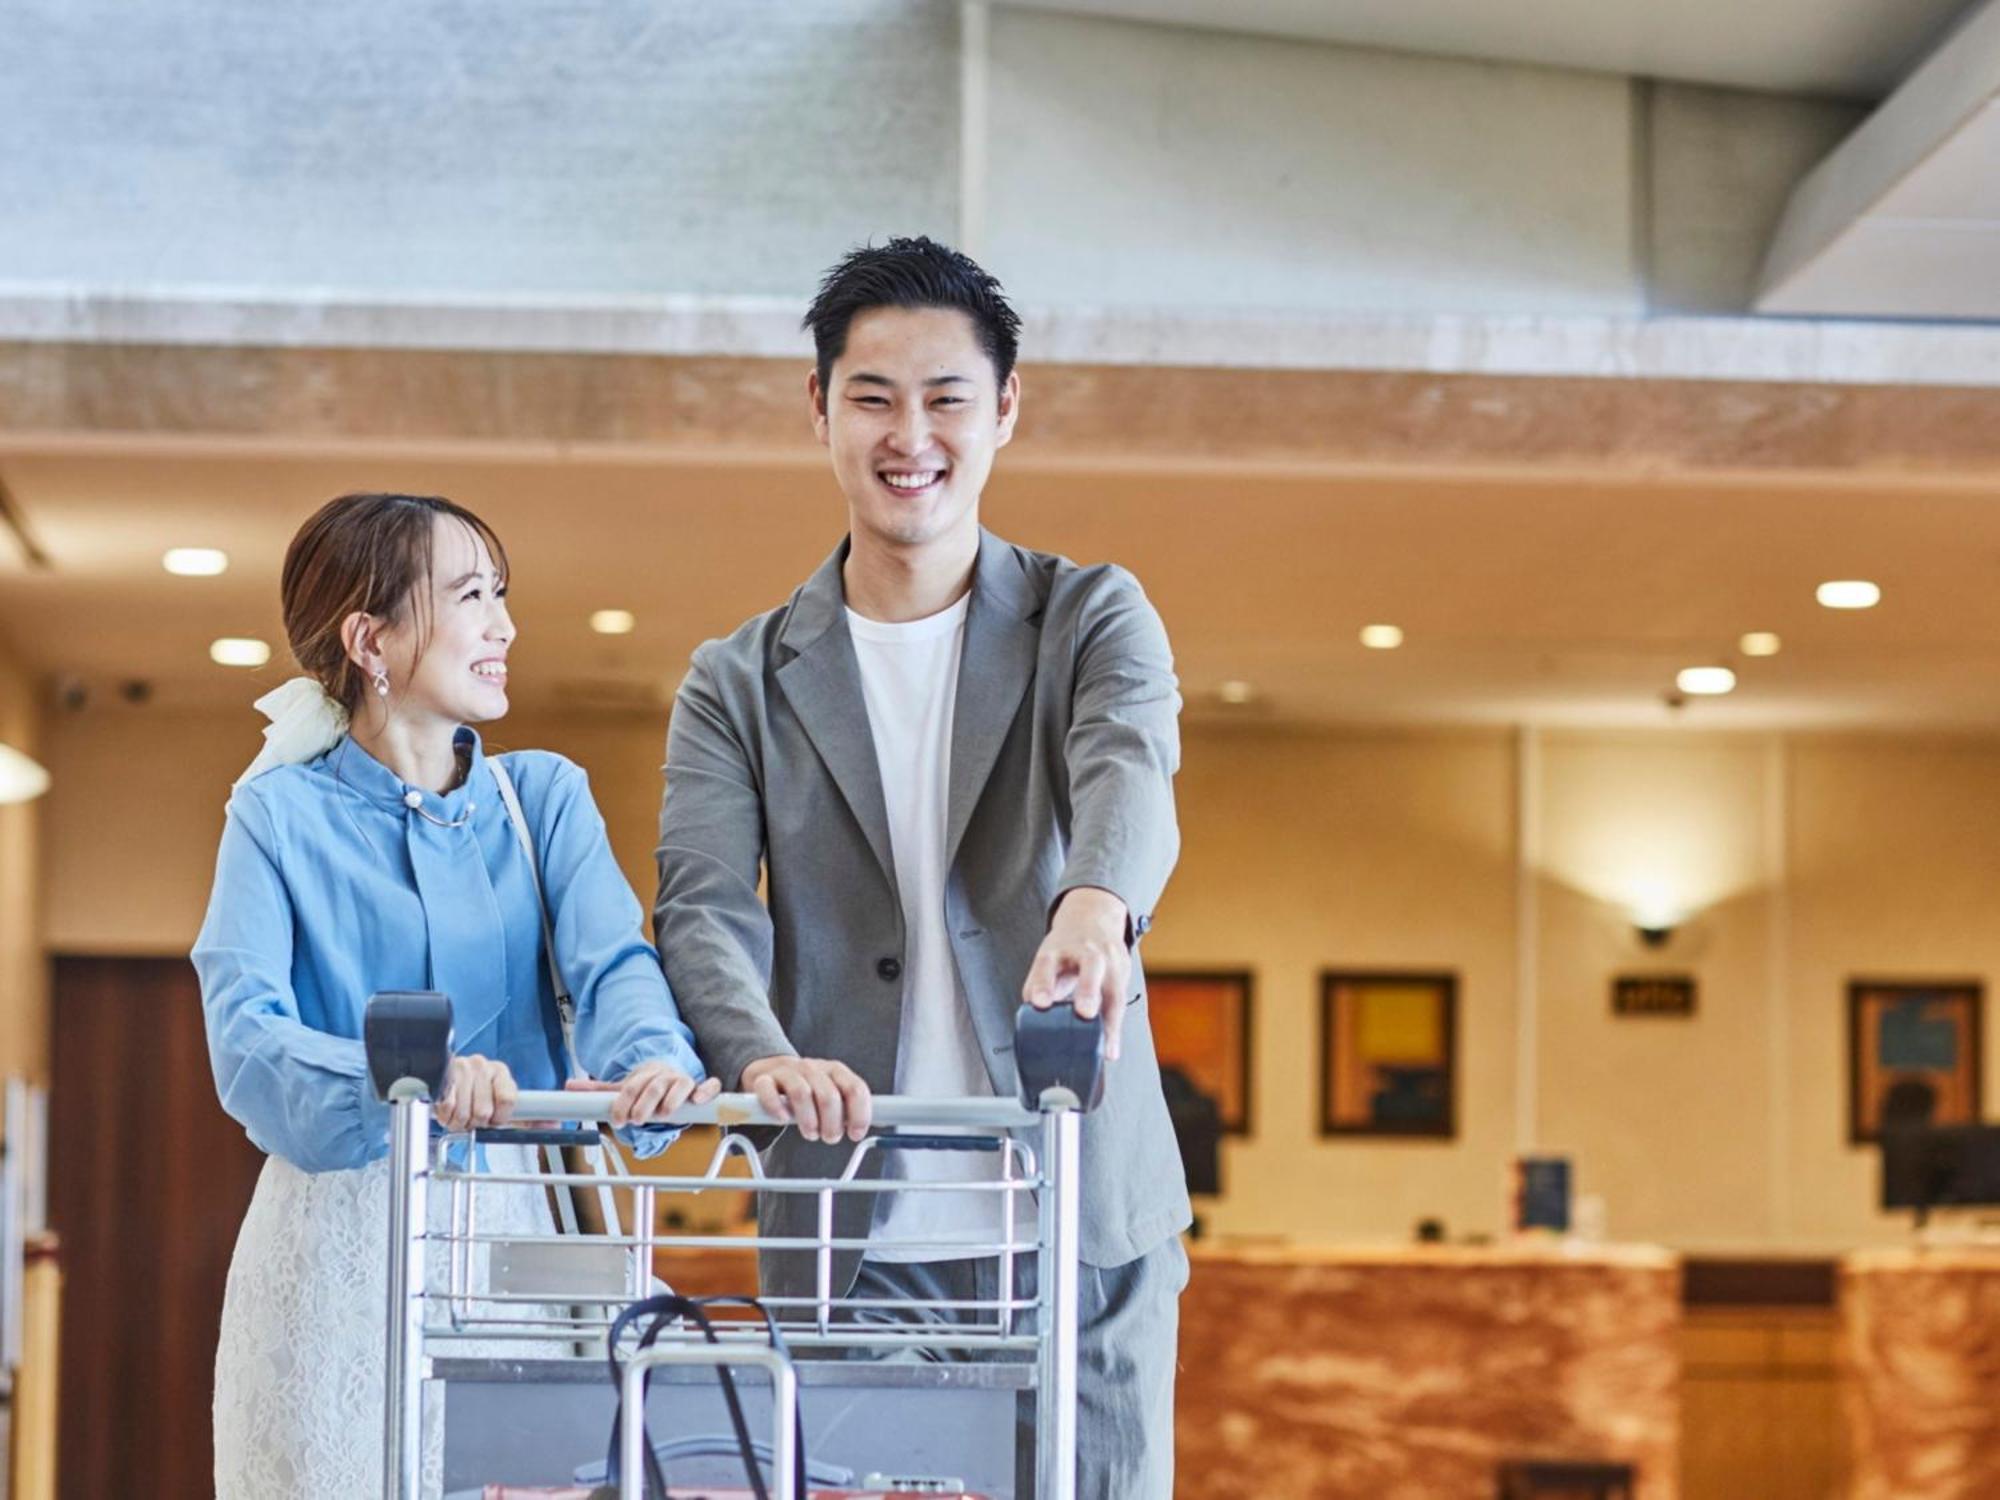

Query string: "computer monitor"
[[1880, 1124, 2000, 1220], [1157, 1065, 1222, 1198]]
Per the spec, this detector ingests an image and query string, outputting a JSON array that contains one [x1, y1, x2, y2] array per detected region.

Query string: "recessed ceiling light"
[[210, 637, 271, 668], [164, 547, 229, 577], [1739, 632, 1782, 657], [1359, 624, 1404, 650], [0, 743, 50, 805], [1677, 666, 1736, 696], [590, 609, 637, 635], [1816, 580, 1880, 610], [1217, 680, 1255, 705]]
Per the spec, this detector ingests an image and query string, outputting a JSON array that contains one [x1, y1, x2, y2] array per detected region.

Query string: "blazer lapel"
[[775, 541, 899, 897], [946, 530, 1041, 870]]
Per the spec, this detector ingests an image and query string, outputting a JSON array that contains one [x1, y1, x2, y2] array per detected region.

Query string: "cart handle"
[[365, 989, 1106, 1121], [504, 1090, 1043, 1130]]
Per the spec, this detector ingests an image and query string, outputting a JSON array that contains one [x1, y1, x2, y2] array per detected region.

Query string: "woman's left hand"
[[436, 1054, 519, 1132], [566, 1063, 722, 1127]]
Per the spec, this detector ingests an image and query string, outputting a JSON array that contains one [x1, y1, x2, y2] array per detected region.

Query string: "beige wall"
[[0, 632, 45, 1080], [40, 702, 2000, 1254], [1147, 728, 1523, 1243], [1534, 735, 1783, 1251], [38, 706, 670, 954]]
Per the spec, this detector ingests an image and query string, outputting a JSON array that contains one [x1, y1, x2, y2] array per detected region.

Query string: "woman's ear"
[[340, 611, 382, 675]]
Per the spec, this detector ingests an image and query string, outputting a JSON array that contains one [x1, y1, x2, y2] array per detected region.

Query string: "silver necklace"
[[400, 743, 476, 827], [402, 789, 475, 829]]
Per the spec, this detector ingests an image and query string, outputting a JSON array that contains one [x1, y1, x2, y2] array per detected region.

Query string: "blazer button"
[[876, 956, 903, 982]]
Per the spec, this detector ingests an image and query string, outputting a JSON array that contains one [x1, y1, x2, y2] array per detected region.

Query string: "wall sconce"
[[0, 742, 50, 805], [1629, 882, 1682, 950], [1634, 919, 1676, 949]]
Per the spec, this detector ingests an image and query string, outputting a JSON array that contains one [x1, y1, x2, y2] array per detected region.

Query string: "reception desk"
[[1177, 1243, 1682, 1499], [1842, 1248, 2000, 1500]]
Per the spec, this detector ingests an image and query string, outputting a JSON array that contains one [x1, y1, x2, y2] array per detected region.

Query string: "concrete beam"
[[5, 341, 1998, 482]]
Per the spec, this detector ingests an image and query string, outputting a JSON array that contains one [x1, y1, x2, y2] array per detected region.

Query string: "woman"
[[193, 492, 716, 1496]]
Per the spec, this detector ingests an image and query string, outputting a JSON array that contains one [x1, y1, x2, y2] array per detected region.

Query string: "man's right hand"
[[739, 1056, 874, 1143]]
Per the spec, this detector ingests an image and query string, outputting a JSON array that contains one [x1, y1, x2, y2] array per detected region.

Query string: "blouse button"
[[403, 791, 422, 810], [876, 956, 903, 982]]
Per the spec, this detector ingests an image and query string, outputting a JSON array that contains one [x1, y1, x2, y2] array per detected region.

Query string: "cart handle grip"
[[1014, 1001, 1106, 1113], [364, 990, 453, 1103]]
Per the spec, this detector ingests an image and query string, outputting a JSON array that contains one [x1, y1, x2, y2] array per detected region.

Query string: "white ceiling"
[[995, 0, 1980, 98], [8, 450, 2000, 735]]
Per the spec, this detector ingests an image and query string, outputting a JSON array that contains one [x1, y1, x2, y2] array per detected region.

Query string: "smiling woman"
[[191, 490, 716, 1498], [280, 492, 512, 726]]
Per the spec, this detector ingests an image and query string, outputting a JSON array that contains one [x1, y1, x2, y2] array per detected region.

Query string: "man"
[[655, 236, 1189, 1498]]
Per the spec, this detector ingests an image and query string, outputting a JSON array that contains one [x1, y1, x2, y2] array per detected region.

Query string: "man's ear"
[[994, 369, 1022, 449], [807, 369, 830, 446]]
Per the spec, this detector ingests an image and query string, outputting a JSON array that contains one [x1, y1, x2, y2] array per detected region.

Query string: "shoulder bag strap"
[[488, 755, 583, 1080]]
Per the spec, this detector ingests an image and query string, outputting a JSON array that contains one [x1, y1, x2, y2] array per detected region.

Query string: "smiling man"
[[655, 236, 1190, 1497]]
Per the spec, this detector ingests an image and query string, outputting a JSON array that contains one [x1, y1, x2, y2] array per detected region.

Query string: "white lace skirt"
[[213, 1146, 555, 1499]]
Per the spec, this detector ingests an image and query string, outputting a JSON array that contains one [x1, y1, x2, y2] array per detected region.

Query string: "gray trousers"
[[846, 1235, 1188, 1500]]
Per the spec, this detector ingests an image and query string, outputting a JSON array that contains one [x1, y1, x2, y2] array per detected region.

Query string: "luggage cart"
[[371, 994, 1097, 1500]]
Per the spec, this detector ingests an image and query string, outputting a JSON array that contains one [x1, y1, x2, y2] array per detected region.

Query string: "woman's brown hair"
[[280, 493, 510, 711]]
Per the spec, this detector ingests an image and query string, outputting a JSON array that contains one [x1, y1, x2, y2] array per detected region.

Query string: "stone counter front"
[[1842, 1248, 2000, 1500], [1176, 1243, 1682, 1499]]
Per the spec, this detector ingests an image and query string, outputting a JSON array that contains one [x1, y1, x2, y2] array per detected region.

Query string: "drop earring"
[[373, 669, 389, 698]]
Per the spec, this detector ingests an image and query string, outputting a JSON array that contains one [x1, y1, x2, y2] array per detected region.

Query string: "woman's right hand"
[[435, 1053, 518, 1131]]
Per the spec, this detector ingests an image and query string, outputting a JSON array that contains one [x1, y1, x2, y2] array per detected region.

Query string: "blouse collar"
[[323, 726, 487, 820]]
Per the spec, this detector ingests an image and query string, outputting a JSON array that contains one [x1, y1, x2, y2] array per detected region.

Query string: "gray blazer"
[[655, 528, 1192, 1295]]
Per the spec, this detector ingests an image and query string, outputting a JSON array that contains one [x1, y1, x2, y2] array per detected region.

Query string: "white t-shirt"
[[846, 593, 1008, 1261]]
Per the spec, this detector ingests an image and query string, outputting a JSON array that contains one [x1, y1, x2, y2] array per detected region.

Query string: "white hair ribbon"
[[234, 676, 351, 787]]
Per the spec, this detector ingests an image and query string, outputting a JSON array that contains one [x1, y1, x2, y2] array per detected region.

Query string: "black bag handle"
[[604, 1293, 807, 1500]]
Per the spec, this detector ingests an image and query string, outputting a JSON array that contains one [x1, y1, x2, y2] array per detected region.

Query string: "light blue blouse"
[[192, 728, 705, 1172]]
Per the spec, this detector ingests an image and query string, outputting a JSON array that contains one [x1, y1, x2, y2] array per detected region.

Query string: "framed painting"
[[1320, 970, 1457, 1139], [1143, 969, 1254, 1135], [1848, 978, 1983, 1144]]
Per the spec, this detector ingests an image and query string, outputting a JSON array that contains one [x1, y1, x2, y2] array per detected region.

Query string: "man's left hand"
[[1022, 887, 1132, 1061]]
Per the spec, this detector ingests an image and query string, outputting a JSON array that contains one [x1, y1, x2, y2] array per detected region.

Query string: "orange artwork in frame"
[[1143, 969, 1254, 1136]]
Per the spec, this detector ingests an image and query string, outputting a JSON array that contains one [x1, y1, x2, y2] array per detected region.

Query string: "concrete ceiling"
[[6, 450, 2000, 735], [1758, 0, 2000, 318], [995, 0, 1981, 99]]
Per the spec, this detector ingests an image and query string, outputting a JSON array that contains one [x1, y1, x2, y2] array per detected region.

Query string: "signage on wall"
[[1612, 974, 1697, 1017]]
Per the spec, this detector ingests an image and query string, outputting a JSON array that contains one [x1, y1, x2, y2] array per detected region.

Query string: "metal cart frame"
[[380, 1083, 1084, 1500]]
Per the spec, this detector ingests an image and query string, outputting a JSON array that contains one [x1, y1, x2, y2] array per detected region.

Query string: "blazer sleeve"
[[192, 785, 392, 1173], [1053, 567, 1184, 942], [654, 644, 797, 1089]]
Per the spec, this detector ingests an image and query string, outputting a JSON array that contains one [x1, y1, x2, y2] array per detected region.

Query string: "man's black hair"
[[803, 235, 1022, 397]]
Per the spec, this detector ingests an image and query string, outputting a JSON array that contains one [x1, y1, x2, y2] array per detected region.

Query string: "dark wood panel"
[[1683, 1257, 1837, 1308], [50, 955, 265, 1500]]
